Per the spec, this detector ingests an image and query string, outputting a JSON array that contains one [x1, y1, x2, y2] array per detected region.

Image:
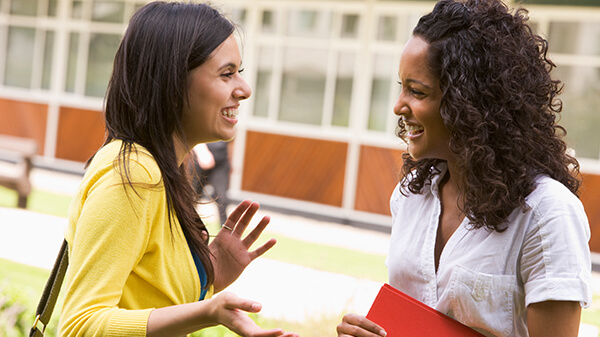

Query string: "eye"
[[410, 88, 424, 96], [238, 68, 245, 74], [221, 71, 235, 79]]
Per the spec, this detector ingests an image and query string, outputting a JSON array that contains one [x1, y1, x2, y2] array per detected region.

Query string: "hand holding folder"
[[366, 284, 485, 336]]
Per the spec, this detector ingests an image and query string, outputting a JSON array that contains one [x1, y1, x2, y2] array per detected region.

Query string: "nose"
[[234, 76, 252, 101], [393, 91, 408, 117]]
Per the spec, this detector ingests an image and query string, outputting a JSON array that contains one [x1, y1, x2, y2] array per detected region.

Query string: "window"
[[42, 31, 55, 90], [10, 0, 38, 16], [521, 0, 600, 6], [332, 52, 355, 127], [556, 65, 600, 159], [549, 21, 600, 55], [287, 9, 332, 38], [85, 33, 121, 97], [5, 27, 36, 88], [368, 54, 395, 131], [341, 14, 360, 39], [279, 47, 328, 125], [377, 16, 397, 41], [253, 47, 275, 118], [92, 1, 126, 23]]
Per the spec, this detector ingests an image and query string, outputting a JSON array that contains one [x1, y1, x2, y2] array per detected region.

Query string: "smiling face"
[[181, 34, 251, 149], [394, 36, 453, 162]]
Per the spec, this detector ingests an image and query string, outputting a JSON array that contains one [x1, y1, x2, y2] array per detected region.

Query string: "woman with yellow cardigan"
[[58, 2, 297, 337]]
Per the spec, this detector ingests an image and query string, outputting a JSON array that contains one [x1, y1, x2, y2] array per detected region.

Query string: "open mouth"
[[405, 124, 424, 137], [221, 108, 238, 119]]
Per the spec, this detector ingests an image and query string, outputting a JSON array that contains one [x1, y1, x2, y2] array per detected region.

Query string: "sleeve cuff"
[[106, 308, 154, 337], [525, 275, 592, 308]]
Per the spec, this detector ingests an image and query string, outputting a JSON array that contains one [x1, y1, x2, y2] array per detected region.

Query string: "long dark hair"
[[93, 1, 235, 286], [397, 0, 581, 231]]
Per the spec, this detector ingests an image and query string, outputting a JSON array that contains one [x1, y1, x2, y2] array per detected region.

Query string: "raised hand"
[[209, 200, 277, 292]]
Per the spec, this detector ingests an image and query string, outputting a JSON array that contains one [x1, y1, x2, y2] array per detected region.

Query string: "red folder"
[[366, 283, 485, 336]]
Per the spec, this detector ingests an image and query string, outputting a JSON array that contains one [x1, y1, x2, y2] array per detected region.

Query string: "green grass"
[[205, 220, 387, 282], [0, 185, 387, 336], [0, 186, 71, 218], [0, 259, 50, 294], [0, 257, 341, 337], [0, 185, 388, 282]]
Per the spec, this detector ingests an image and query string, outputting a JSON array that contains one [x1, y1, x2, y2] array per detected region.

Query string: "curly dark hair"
[[397, 0, 581, 232]]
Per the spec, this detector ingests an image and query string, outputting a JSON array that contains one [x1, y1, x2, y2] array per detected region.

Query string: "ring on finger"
[[222, 224, 233, 231]]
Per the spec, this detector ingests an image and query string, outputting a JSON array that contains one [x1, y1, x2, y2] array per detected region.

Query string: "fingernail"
[[380, 330, 387, 337]]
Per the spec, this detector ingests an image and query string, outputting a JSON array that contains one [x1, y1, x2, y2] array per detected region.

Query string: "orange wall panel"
[[242, 131, 347, 207], [354, 145, 404, 215], [56, 107, 105, 163], [581, 173, 600, 253], [0, 98, 47, 155]]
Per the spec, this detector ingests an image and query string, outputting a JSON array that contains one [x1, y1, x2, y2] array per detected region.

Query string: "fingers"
[[220, 292, 263, 313], [222, 200, 252, 232], [233, 201, 260, 237], [242, 214, 270, 247], [249, 238, 277, 260], [337, 313, 387, 337], [222, 200, 260, 236]]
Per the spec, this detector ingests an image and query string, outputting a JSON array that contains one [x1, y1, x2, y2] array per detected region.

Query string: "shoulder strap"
[[29, 239, 69, 337]]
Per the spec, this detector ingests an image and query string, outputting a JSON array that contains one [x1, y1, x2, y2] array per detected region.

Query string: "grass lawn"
[[0, 257, 343, 337], [1, 184, 382, 336], [0, 186, 72, 218], [0, 185, 388, 282]]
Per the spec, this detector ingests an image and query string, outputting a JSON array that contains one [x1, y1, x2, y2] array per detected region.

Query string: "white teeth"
[[222, 108, 238, 118], [405, 124, 423, 133]]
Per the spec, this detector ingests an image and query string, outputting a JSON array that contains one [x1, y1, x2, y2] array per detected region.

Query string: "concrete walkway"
[[1, 165, 599, 336]]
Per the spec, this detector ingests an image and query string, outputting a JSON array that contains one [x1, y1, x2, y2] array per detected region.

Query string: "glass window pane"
[[66, 32, 79, 93], [48, 0, 58, 16], [253, 47, 274, 118], [230, 8, 247, 27], [287, 9, 332, 38], [261, 10, 277, 34], [279, 48, 327, 125], [549, 21, 600, 56], [341, 14, 360, 39], [72, 1, 83, 19], [10, 0, 38, 16], [377, 16, 397, 41], [134, 3, 145, 13], [368, 54, 394, 131], [521, 0, 600, 6], [332, 52, 356, 127], [86, 33, 121, 97], [42, 31, 55, 90], [92, 1, 125, 23], [555, 65, 600, 159], [5, 27, 35, 88]]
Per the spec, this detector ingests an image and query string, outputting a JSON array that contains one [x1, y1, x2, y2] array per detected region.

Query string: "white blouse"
[[387, 164, 592, 337]]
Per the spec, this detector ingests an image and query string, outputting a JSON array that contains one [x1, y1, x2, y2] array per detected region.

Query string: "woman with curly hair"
[[337, 1, 591, 336]]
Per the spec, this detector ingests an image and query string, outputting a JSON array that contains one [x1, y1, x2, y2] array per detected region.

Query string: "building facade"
[[1, 0, 600, 246]]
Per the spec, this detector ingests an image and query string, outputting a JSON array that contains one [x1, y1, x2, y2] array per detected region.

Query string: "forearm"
[[147, 300, 216, 337]]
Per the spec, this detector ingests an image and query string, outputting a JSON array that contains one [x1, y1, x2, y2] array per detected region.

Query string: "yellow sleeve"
[[59, 155, 160, 336]]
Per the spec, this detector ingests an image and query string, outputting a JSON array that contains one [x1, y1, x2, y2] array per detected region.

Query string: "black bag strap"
[[29, 239, 69, 337]]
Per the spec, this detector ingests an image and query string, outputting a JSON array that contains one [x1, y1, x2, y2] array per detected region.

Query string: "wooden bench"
[[0, 135, 37, 208]]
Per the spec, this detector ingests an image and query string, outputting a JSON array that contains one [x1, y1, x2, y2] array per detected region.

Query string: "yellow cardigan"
[[59, 140, 212, 336]]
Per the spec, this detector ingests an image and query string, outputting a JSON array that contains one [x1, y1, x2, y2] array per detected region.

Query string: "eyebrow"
[[402, 78, 432, 90], [218, 62, 241, 71]]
